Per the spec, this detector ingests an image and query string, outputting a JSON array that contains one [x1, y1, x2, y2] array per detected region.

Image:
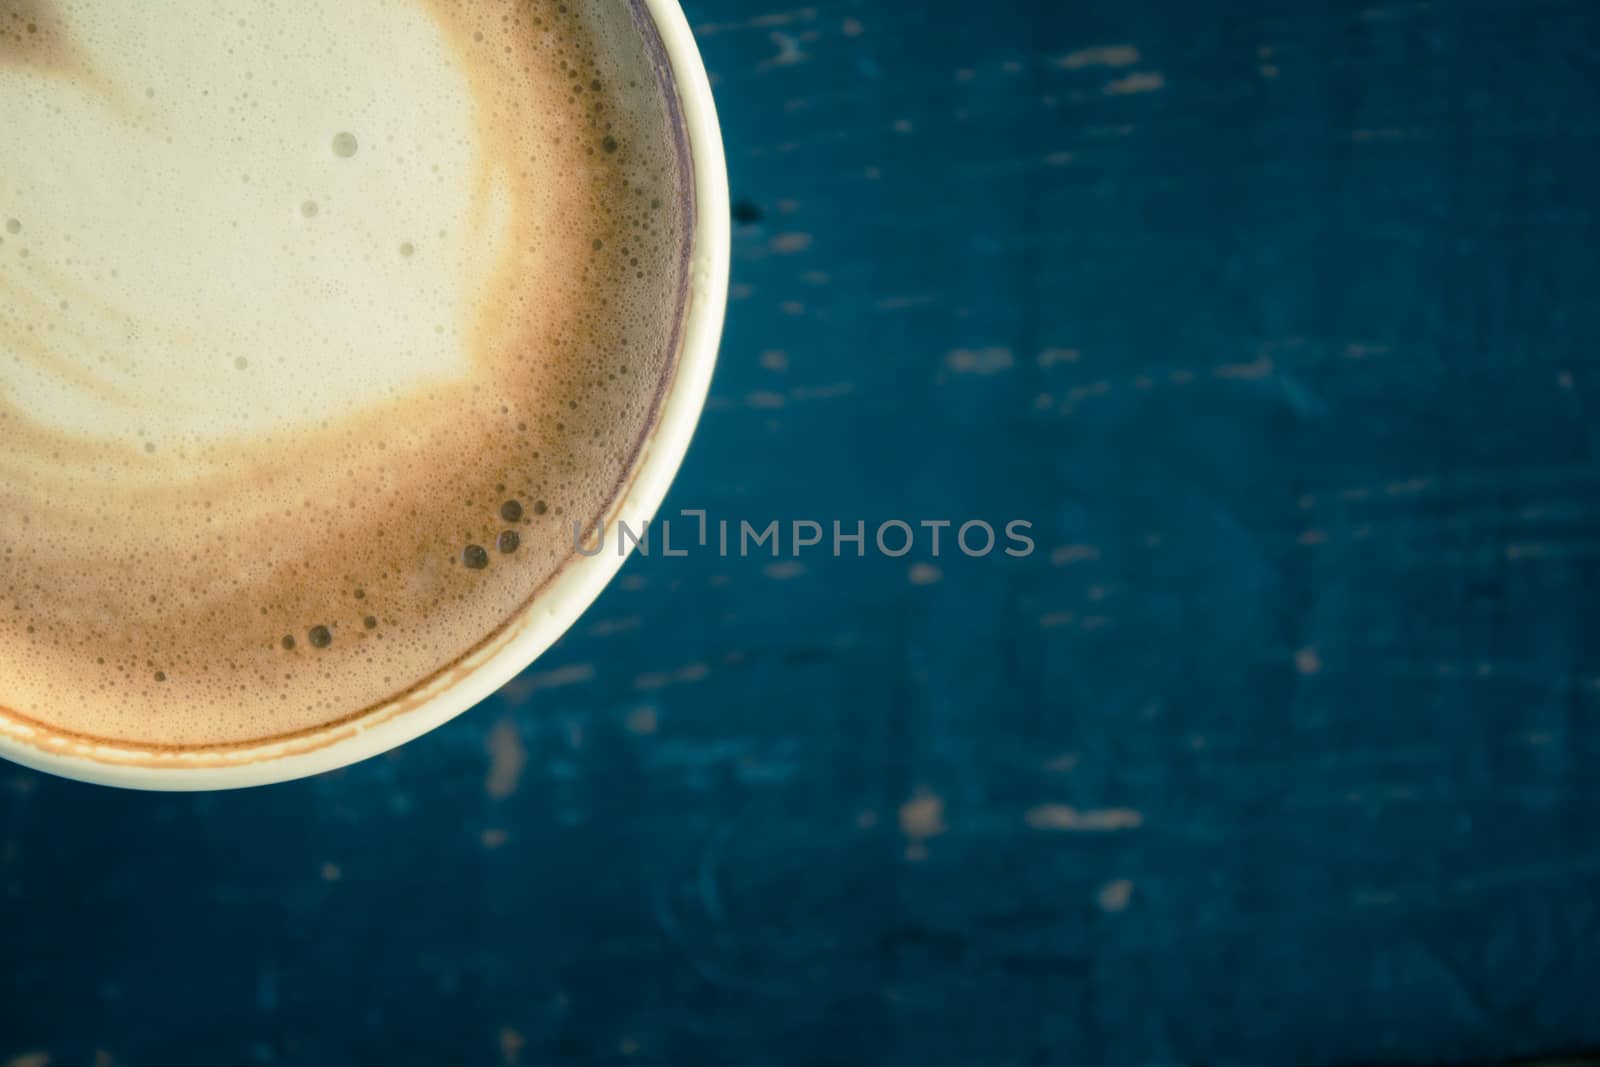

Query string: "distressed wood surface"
[[6, 0, 1600, 1064]]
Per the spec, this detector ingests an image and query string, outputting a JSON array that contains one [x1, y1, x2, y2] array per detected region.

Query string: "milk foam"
[[0, 0, 691, 746]]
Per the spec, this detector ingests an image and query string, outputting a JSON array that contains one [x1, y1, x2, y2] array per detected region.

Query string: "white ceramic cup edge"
[[0, 0, 730, 790]]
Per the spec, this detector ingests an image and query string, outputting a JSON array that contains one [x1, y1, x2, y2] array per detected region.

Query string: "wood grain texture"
[[4, 0, 1600, 1064]]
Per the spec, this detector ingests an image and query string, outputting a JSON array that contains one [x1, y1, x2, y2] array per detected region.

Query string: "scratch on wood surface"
[[501, 662, 596, 700], [485, 718, 527, 799], [634, 662, 711, 692], [1289, 481, 1598, 560], [1056, 45, 1141, 70], [1098, 879, 1135, 912], [1104, 72, 1165, 95], [945, 347, 1014, 375], [530, 663, 596, 689], [624, 707, 658, 735], [1306, 465, 1596, 509], [1025, 805, 1143, 832], [1213, 356, 1274, 380], [587, 616, 642, 638], [900, 789, 946, 861], [768, 232, 812, 254], [499, 1026, 525, 1067], [695, 9, 817, 36], [757, 31, 808, 71], [788, 382, 855, 401], [1050, 544, 1101, 566], [745, 390, 786, 409], [1062, 383, 1109, 407], [1051, 349, 1304, 413]]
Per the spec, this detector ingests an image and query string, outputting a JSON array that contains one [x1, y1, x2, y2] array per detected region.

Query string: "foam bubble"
[[0, 0, 692, 748]]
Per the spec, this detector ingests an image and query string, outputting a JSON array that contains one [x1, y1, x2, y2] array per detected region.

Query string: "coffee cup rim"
[[0, 0, 730, 791]]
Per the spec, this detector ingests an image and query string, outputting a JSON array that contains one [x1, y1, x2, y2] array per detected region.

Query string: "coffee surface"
[[0, 0, 691, 746]]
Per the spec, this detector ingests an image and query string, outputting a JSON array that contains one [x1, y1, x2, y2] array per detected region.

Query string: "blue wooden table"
[[5, 1, 1600, 1064]]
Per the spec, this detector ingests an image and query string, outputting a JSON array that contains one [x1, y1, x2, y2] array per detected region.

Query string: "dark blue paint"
[[6, 0, 1600, 1064]]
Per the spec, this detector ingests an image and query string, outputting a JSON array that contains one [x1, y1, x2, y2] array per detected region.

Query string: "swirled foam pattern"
[[0, 0, 691, 747]]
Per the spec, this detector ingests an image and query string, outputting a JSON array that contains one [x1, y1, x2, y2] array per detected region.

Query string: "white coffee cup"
[[0, 0, 729, 791]]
